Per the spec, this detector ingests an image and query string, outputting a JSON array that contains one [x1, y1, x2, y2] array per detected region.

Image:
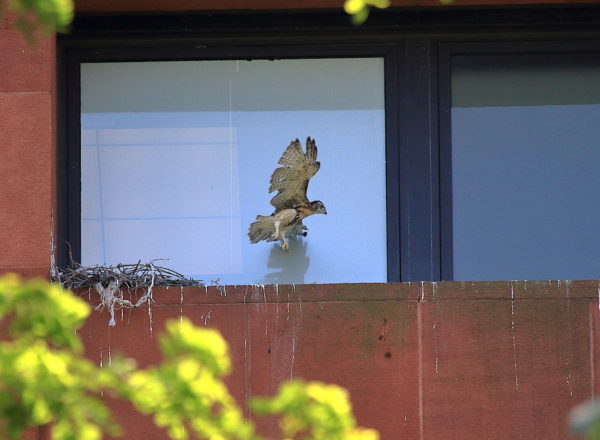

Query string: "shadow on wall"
[[264, 238, 309, 284]]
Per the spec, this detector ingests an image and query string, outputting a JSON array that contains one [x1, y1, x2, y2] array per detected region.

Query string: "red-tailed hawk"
[[248, 137, 327, 251]]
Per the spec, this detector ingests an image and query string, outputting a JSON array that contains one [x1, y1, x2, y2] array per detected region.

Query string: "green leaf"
[[6, 0, 74, 43], [160, 318, 231, 375], [351, 8, 370, 25], [0, 276, 378, 440], [344, 0, 366, 14]]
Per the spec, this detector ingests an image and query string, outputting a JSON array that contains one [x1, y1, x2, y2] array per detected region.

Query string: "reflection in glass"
[[451, 54, 600, 280], [81, 59, 387, 284]]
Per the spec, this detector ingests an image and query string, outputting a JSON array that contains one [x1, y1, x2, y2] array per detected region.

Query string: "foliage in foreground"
[[343, 0, 390, 24], [343, 0, 454, 24], [2, 0, 456, 42], [3, 0, 371, 39], [0, 274, 379, 440], [0, 0, 72, 40], [571, 399, 600, 440]]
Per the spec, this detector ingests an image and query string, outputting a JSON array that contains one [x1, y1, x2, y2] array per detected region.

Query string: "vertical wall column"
[[0, 13, 55, 279]]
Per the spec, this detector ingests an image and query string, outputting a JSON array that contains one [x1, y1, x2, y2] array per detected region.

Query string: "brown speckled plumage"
[[248, 137, 327, 251]]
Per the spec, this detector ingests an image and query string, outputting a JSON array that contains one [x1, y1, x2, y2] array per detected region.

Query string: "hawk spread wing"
[[248, 137, 326, 251], [269, 137, 320, 211]]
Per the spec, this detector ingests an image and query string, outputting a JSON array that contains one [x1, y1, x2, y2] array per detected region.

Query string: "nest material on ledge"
[[52, 260, 202, 327], [54, 260, 202, 290]]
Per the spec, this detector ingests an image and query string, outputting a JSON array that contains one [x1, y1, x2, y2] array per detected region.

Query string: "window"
[[440, 44, 600, 281], [79, 57, 389, 284], [59, 8, 600, 282]]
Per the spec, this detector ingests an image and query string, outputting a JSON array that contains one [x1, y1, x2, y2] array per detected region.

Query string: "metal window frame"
[[57, 6, 600, 282], [58, 42, 402, 281]]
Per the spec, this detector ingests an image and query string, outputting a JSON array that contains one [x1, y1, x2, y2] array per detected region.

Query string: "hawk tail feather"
[[248, 216, 308, 244], [248, 215, 275, 243]]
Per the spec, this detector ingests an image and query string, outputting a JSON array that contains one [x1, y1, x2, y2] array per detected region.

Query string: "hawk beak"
[[323, 207, 328, 215]]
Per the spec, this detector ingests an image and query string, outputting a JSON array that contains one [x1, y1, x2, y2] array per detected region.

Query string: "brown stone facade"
[[2, 1, 600, 439], [0, 12, 55, 281], [80, 281, 598, 439]]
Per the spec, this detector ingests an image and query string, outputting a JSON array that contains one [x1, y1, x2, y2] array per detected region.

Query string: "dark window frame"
[[58, 43, 402, 281], [57, 6, 600, 282]]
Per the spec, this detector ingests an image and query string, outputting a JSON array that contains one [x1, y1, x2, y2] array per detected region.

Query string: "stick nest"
[[54, 260, 203, 290], [52, 260, 203, 326]]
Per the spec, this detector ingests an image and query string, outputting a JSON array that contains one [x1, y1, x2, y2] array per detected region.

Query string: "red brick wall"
[[2, 2, 599, 439], [0, 13, 54, 281], [80, 281, 598, 440]]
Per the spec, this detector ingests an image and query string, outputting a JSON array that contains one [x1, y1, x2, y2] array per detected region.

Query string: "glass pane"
[[81, 58, 387, 284], [451, 53, 600, 281]]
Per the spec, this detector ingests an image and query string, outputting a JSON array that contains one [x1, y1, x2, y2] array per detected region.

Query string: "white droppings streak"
[[420, 281, 425, 301], [107, 329, 112, 367], [290, 322, 297, 380], [263, 285, 268, 336], [433, 322, 440, 375], [99, 348, 105, 397], [275, 285, 280, 330], [291, 286, 303, 381], [244, 286, 252, 410], [597, 281, 600, 311], [565, 280, 574, 398], [201, 310, 212, 326], [510, 283, 519, 390], [180, 286, 184, 324], [147, 303, 154, 336], [287, 286, 292, 320], [243, 286, 250, 411], [244, 332, 249, 399]]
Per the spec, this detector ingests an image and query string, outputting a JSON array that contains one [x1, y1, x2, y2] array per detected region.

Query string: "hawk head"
[[310, 200, 327, 215]]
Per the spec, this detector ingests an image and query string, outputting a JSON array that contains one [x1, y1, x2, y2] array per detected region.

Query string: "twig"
[[52, 258, 203, 326]]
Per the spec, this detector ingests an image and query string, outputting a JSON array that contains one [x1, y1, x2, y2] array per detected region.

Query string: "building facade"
[[2, 1, 600, 438]]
